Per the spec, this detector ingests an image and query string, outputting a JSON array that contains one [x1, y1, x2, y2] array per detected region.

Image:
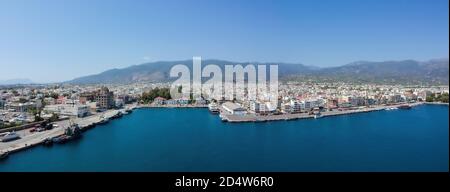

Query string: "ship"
[[208, 103, 220, 114], [1, 132, 20, 142], [65, 122, 82, 140], [53, 122, 82, 144]]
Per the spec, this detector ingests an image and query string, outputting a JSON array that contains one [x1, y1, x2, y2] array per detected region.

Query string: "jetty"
[[0, 105, 137, 157], [220, 102, 424, 123]]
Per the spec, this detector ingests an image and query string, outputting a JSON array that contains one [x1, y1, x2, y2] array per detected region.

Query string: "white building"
[[250, 100, 261, 113], [44, 104, 90, 117], [222, 102, 246, 115], [115, 98, 125, 108]]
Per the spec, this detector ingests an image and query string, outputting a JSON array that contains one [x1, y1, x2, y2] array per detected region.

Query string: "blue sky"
[[0, 0, 448, 83]]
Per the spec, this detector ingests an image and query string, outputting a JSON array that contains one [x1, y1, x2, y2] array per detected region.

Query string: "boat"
[[53, 122, 83, 144], [52, 135, 69, 144], [208, 103, 220, 114], [398, 105, 412, 109], [65, 123, 82, 140], [97, 115, 109, 125], [43, 138, 53, 146], [314, 113, 322, 119], [385, 107, 398, 111], [1, 132, 20, 142], [97, 118, 108, 125]]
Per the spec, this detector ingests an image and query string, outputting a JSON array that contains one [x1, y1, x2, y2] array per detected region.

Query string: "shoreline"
[[424, 102, 449, 106]]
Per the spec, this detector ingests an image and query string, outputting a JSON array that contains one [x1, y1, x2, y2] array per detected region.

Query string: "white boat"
[[208, 103, 220, 114], [314, 114, 322, 119], [385, 107, 398, 111]]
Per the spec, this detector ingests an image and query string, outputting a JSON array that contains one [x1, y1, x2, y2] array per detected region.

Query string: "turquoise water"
[[0, 105, 448, 172]]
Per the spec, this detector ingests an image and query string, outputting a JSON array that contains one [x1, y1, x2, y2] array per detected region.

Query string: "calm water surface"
[[0, 105, 448, 171]]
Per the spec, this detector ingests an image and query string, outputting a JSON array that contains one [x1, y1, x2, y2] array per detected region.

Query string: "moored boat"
[[208, 103, 220, 114], [398, 104, 412, 109]]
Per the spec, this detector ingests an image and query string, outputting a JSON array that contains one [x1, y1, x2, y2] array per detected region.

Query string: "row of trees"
[[426, 93, 449, 103]]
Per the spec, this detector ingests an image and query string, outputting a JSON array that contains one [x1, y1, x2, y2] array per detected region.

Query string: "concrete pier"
[[221, 102, 424, 123], [0, 105, 136, 156]]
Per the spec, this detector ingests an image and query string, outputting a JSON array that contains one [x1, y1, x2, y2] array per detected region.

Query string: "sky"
[[0, 0, 448, 83]]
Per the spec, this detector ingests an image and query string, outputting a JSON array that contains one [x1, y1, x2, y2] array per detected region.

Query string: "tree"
[[140, 88, 172, 104], [49, 113, 59, 122], [18, 98, 28, 103]]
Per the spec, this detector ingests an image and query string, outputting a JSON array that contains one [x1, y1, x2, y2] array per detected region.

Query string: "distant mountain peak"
[[0, 78, 34, 85]]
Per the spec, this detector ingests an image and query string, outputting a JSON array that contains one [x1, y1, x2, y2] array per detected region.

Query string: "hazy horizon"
[[1, 0, 448, 82]]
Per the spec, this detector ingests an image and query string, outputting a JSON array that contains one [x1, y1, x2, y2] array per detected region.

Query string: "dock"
[[220, 102, 424, 123], [0, 105, 137, 156]]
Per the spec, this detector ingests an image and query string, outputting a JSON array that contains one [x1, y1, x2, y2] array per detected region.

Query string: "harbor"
[[0, 104, 447, 171], [0, 101, 441, 160], [0, 105, 136, 158]]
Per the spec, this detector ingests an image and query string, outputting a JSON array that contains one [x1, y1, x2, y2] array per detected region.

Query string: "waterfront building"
[[115, 98, 125, 108], [153, 97, 166, 105], [44, 104, 90, 117], [165, 99, 177, 105], [95, 87, 115, 110], [222, 102, 246, 115], [281, 103, 291, 113], [289, 100, 302, 113], [418, 90, 432, 101], [79, 92, 96, 104], [8, 102, 35, 113], [194, 97, 207, 105], [250, 100, 261, 113], [327, 99, 339, 109], [260, 102, 276, 115], [177, 97, 190, 105], [86, 101, 98, 113], [388, 94, 402, 103]]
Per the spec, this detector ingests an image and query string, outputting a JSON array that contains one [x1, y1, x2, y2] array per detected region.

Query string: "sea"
[[0, 104, 448, 172]]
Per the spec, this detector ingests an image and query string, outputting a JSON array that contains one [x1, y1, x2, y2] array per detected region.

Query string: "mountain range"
[[0, 78, 34, 85], [66, 58, 449, 85]]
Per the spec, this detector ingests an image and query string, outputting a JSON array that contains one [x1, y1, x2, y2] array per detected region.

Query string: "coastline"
[[424, 102, 449, 106]]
